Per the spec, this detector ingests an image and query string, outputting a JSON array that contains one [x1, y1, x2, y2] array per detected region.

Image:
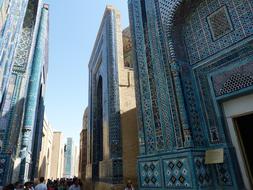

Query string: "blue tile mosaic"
[[129, 0, 253, 189]]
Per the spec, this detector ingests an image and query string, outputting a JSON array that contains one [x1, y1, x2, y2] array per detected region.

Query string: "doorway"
[[223, 93, 253, 189], [234, 114, 253, 186]]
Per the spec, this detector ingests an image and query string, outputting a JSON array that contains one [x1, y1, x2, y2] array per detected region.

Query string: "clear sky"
[[44, 0, 129, 145]]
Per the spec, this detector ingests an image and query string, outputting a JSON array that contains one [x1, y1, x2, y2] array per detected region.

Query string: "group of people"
[[3, 177, 81, 190], [3, 177, 135, 190]]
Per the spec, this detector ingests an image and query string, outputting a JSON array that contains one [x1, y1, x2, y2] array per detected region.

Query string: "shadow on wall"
[[0, 94, 45, 184], [82, 107, 139, 190], [39, 156, 46, 179], [0, 98, 25, 185], [121, 107, 139, 189]]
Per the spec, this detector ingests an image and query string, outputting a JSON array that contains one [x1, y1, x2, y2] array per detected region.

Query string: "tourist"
[[124, 180, 134, 190], [35, 177, 47, 190], [3, 184, 14, 190], [14, 182, 23, 190], [24, 182, 32, 190], [68, 177, 80, 190]]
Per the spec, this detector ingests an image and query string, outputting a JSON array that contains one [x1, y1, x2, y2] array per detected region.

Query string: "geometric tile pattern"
[[212, 61, 253, 96], [140, 161, 162, 188], [1, 0, 37, 166], [215, 163, 233, 186], [19, 5, 49, 182], [107, 13, 122, 158], [145, 0, 178, 151], [143, 4, 165, 151], [129, 0, 253, 188], [12, 0, 35, 74], [183, 0, 253, 64], [195, 47, 253, 144], [0, 156, 9, 185], [163, 158, 192, 188], [0, 0, 29, 102], [128, 3, 148, 155], [195, 64, 222, 144], [128, 0, 157, 154], [180, 67, 205, 147], [0, 0, 36, 185], [207, 6, 233, 41], [219, 73, 253, 95], [194, 157, 213, 187]]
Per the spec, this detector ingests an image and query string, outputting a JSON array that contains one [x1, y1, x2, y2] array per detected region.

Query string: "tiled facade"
[[0, 0, 29, 104], [128, 0, 253, 189], [64, 138, 74, 178], [86, 6, 139, 190], [0, 1, 49, 185]]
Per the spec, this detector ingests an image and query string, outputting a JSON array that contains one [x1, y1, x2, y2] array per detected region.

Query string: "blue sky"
[[44, 0, 129, 145]]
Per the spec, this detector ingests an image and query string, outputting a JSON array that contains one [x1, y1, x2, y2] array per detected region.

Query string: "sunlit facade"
[[86, 6, 139, 190], [50, 132, 64, 180], [0, 0, 29, 104], [129, 0, 253, 189], [0, 1, 49, 185]]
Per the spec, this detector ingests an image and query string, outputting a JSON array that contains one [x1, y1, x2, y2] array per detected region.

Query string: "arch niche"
[[92, 76, 103, 180]]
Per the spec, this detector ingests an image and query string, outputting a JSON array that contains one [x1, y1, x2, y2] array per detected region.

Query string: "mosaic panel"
[[12, 0, 35, 74], [0, 0, 37, 140], [195, 65, 222, 144], [158, 0, 178, 35], [143, 0, 165, 151], [180, 64, 205, 147], [158, 0, 196, 148], [128, 0, 156, 153], [139, 160, 162, 188], [0, 0, 29, 102], [128, 4, 146, 154], [207, 6, 233, 40], [19, 5, 49, 181], [194, 157, 213, 187], [147, 0, 184, 150], [215, 162, 233, 186], [163, 158, 192, 188], [1, 0, 37, 156], [107, 12, 122, 158], [183, 0, 253, 64], [212, 61, 253, 96], [0, 156, 9, 186], [154, 0, 183, 148]]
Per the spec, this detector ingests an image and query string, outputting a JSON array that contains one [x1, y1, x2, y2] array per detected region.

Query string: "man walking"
[[35, 177, 47, 190], [69, 178, 81, 190]]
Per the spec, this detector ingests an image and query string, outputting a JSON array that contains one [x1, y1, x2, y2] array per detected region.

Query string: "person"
[[14, 182, 23, 190], [24, 181, 34, 190], [3, 184, 14, 190], [58, 179, 66, 190], [125, 180, 134, 190], [68, 178, 80, 190], [35, 177, 47, 190]]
